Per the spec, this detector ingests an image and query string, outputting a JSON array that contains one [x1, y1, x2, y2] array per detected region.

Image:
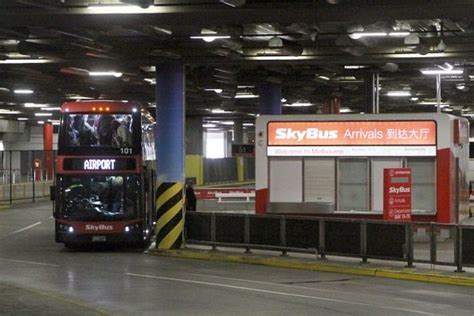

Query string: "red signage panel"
[[383, 168, 412, 222]]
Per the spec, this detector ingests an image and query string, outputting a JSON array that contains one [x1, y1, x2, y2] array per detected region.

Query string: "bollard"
[[360, 221, 368, 264], [280, 217, 287, 257], [430, 223, 437, 265], [244, 215, 251, 254], [455, 225, 464, 273], [405, 223, 414, 268], [319, 220, 326, 260], [210, 212, 216, 251]]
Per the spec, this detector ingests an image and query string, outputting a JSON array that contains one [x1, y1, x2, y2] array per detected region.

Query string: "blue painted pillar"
[[155, 63, 185, 249], [259, 83, 282, 115]]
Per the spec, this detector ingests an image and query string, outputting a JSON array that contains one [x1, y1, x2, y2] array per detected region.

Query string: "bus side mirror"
[[50, 186, 55, 201]]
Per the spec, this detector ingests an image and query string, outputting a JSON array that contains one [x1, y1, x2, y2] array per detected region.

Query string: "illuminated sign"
[[63, 158, 137, 171], [84, 159, 116, 170], [383, 168, 412, 222], [268, 121, 436, 146], [267, 121, 437, 157]]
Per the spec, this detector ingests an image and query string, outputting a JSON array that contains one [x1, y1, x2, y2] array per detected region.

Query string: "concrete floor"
[[1, 202, 474, 315]]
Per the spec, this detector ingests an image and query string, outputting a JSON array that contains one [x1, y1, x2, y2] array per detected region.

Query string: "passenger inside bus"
[[69, 115, 96, 146]]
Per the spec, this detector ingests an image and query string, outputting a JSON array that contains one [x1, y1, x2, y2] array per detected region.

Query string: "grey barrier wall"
[[243, 157, 255, 181], [203, 157, 255, 184], [204, 158, 238, 183], [0, 150, 56, 203], [185, 212, 474, 270]]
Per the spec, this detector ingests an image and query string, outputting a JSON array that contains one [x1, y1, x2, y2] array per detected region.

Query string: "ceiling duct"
[[261, 37, 303, 56], [17, 41, 63, 59], [220, 0, 246, 7]]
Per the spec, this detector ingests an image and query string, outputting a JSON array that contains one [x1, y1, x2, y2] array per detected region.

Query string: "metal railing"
[[185, 212, 474, 272]]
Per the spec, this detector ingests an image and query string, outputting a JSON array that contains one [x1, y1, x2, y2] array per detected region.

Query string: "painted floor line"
[[0, 257, 59, 267], [126, 272, 436, 315], [8, 221, 42, 236]]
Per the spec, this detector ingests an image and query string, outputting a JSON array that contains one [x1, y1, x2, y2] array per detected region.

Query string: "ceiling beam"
[[0, 2, 474, 27]]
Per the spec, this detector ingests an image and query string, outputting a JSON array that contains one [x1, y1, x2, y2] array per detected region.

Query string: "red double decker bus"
[[52, 101, 156, 248]]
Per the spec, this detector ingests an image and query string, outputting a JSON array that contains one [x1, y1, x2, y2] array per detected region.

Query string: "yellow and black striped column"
[[155, 182, 185, 249]]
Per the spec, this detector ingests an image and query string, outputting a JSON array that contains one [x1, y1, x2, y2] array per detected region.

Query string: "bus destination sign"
[[63, 158, 137, 171]]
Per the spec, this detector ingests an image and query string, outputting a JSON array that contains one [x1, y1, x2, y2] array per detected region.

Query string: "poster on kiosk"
[[383, 168, 412, 221]]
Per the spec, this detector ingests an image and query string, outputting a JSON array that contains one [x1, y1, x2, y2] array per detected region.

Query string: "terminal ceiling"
[[1, 0, 474, 127]]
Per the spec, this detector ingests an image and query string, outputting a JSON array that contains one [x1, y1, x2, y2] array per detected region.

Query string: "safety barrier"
[[215, 192, 255, 203], [185, 212, 474, 271]]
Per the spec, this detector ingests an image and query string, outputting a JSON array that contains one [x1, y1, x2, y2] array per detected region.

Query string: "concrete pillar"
[[366, 72, 380, 114], [43, 122, 53, 181], [233, 119, 243, 144], [185, 117, 204, 185], [155, 63, 185, 250], [259, 83, 282, 115]]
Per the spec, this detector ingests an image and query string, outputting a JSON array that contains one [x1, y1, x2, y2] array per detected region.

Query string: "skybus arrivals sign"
[[266, 121, 437, 157]]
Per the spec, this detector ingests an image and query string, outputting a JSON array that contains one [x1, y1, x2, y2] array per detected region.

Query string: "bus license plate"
[[92, 236, 106, 242]]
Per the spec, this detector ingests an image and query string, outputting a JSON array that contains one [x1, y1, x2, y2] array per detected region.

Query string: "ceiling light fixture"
[[243, 123, 254, 126], [410, 97, 419, 101], [17, 118, 28, 121], [420, 69, 463, 75], [87, 4, 149, 13], [204, 88, 223, 94], [211, 109, 233, 114], [89, 71, 123, 77], [202, 123, 217, 128], [14, 89, 34, 94], [24, 103, 45, 108], [0, 110, 21, 114], [0, 59, 54, 64], [190, 35, 231, 42], [317, 75, 330, 81], [387, 91, 411, 97], [283, 102, 313, 107], [339, 108, 353, 113], [246, 56, 313, 61], [41, 107, 61, 111], [388, 32, 410, 37], [235, 93, 259, 99], [344, 65, 367, 69], [34, 113, 52, 117], [350, 32, 388, 39]]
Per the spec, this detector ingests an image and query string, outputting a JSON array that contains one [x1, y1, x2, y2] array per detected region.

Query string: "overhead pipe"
[[120, 0, 154, 9]]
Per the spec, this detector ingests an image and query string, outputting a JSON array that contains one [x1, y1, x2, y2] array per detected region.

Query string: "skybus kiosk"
[[255, 113, 469, 224], [52, 101, 156, 247]]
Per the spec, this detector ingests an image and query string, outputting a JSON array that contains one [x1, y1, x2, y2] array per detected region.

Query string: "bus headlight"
[[124, 226, 130, 233], [67, 226, 74, 233]]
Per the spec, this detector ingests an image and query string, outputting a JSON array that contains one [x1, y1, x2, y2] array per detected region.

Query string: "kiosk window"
[[338, 159, 368, 211], [304, 158, 335, 204], [407, 158, 435, 212]]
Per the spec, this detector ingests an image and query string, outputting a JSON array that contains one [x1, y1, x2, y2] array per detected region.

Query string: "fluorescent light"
[[211, 109, 233, 114], [243, 123, 254, 126], [221, 121, 234, 125], [17, 118, 28, 121], [421, 69, 463, 75], [87, 5, 149, 13], [48, 119, 61, 125], [388, 32, 410, 37], [350, 32, 387, 39], [388, 52, 447, 58], [418, 102, 450, 108], [89, 71, 123, 77], [344, 65, 367, 69], [34, 113, 52, 117], [190, 35, 231, 42], [339, 108, 353, 113], [144, 78, 156, 84], [281, 98, 287, 103], [0, 59, 54, 64], [237, 85, 255, 89], [24, 103, 45, 108], [235, 93, 259, 99], [14, 89, 34, 94], [0, 110, 21, 114], [387, 91, 411, 97], [41, 107, 61, 111], [317, 75, 330, 81], [37, 121, 44, 124], [410, 97, 419, 101], [204, 88, 223, 94], [203, 124, 217, 128], [246, 56, 313, 61], [283, 102, 313, 107]]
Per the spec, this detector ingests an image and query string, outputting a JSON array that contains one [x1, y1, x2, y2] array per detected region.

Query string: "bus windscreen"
[[62, 113, 134, 148]]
